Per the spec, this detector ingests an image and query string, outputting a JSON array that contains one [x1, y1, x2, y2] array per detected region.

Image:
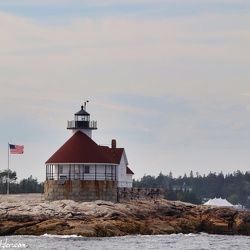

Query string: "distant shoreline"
[[0, 193, 45, 202]]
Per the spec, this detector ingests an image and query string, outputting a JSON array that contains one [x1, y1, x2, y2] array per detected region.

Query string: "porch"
[[46, 164, 117, 181]]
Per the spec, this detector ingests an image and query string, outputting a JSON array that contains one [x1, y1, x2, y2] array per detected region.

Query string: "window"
[[59, 165, 63, 174], [84, 165, 90, 174]]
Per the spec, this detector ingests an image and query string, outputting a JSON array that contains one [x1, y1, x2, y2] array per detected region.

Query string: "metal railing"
[[46, 172, 116, 181], [67, 120, 97, 129]]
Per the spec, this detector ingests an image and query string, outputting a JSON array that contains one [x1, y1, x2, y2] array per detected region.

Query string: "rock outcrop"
[[0, 199, 250, 236]]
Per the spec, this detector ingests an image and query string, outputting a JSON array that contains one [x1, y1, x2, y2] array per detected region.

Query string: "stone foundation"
[[44, 180, 165, 203], [44, 180, 117, 202], [117, 187, 165, 201]]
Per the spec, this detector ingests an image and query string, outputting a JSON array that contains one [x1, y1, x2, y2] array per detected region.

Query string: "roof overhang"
[[45, 162, 118, 165]]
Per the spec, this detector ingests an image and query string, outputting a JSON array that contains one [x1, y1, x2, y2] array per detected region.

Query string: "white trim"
[[47, 162, 117, 165]]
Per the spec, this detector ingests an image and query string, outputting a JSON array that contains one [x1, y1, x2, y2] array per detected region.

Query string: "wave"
[[184, 233, 198, 237], [42, 233, 83, 238]]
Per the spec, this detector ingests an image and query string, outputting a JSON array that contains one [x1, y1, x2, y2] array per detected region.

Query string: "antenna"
[[84, 100, 89, 110]]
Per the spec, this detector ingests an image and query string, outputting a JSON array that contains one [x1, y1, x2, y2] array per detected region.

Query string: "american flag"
[[9, 144, 24, 154]]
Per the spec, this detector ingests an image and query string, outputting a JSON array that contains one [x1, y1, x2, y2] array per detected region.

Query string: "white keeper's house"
[[44, 103, 134, 202]]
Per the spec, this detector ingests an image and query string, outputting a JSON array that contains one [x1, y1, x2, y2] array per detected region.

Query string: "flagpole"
[[7, 143, 9, 195]]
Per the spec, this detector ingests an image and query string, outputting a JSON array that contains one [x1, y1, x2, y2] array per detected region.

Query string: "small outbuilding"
[[204, 197, 234, 207]]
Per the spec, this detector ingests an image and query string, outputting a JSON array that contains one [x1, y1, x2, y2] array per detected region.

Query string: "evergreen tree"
[[133, 170, 250, 207], [0, 169, 17, 193]]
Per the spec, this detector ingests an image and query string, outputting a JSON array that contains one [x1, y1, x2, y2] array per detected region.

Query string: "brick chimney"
[[111, 139, 116, 149]]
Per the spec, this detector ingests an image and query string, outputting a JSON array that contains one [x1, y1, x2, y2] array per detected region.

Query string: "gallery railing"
[[46, 172, 116, 181], [67, 120, 97, 129]]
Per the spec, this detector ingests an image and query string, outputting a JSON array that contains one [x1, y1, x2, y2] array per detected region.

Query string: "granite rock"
[[0, 199, 249, 236]]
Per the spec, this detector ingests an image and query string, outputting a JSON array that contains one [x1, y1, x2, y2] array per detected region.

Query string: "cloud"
[[0, 1, 250, 181]]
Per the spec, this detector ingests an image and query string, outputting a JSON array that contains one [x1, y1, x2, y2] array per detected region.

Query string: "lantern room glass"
[[75, 115, 90, 121]]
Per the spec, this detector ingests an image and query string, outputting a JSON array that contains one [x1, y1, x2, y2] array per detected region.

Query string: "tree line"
[[0, 169, 43, 194], [2, 168, 250, 208], [133, 170, 250, 208]]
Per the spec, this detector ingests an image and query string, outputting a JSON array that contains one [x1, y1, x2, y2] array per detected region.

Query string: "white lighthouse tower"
[[67, 101, 97, 138]]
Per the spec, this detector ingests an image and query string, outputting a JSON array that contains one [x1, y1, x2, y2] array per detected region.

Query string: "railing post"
[[115, 165, 117, 181], [105, 165, 106, 180], [83, 165, 85, 180], [69, 164, 71, 180], [94, 164, 95, 180]]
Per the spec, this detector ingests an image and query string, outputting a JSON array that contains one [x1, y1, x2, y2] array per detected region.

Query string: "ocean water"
[[0, 233, 250, 250]]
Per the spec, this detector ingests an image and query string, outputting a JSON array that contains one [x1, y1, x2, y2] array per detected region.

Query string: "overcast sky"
[[1, 0, 250, 182]]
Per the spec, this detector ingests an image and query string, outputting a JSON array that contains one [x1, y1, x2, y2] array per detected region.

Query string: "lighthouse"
[[44, 104, 134, 202], [67, 102, 97, 138]]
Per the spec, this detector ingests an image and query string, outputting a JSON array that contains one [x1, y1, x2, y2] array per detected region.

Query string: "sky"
[[0, 0, 250, 183]]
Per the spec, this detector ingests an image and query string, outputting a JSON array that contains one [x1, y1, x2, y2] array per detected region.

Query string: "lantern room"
[[67, 103, 97, 138]]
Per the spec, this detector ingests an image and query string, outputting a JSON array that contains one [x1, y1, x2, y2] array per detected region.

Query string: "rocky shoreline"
[[0, 198, 250, 236]]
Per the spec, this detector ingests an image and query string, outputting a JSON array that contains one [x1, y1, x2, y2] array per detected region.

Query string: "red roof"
[[45, 131, 124, 164], [126, 166, 134, 175]]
